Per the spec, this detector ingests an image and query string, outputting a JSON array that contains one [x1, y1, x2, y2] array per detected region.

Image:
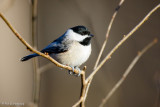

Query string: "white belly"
[[51, 42, 91, 67]]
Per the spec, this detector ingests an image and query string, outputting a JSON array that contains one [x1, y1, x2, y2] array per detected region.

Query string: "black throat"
[[79, 37, 92, 46]]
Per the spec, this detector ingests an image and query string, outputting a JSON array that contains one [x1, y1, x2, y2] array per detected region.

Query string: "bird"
[[21, 25, 94, 76]]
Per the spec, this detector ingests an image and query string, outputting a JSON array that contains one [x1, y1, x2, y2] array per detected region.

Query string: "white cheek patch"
[[65, 29, 89, 42]]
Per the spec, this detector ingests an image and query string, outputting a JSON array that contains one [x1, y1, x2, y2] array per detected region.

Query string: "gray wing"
[[41, 42, 68, 54], [41, 34, 69, 54]]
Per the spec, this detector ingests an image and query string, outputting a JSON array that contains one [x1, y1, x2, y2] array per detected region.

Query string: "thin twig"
[[72, 97, 83, 107], [73, 1, 125, 106], [79, 67, 86, 107], [84, 0, 125, 103], [0, 13, 82, 75], [86, 3, 160, 82], [81, 66, 87, 86], [72, 3, 160, 107], [94, 0, 125, 69], [99, 38, 158, 107], [72, 67, 87, 107]]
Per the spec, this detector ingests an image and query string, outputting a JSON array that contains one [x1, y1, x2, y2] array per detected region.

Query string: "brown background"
[[0, 0, 160, 107]]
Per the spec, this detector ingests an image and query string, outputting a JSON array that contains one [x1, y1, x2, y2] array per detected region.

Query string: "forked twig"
[[73, 1, 125, 106], [86, 3, 160, 82], [94, 0, 125, 69], [1, 2, 160, 107], [73, 3, 160, 107], [85, 0, 125, 103], [72, 67, 87, 107], [99, 38, 158, 107]]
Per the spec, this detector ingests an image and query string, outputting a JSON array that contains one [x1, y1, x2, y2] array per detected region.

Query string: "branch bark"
[[86, 3, 160, 82], [85, 0, 125, 103], [0, 3, 160, 107], [73, 3, 160, 107], [99, 38, 158, 107], [0, 12, 81, 75]]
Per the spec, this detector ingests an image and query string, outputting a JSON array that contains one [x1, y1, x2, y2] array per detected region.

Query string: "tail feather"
[[21, 53, 39, 61]]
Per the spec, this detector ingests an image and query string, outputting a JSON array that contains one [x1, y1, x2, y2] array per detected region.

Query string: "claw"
[[68, 66, 82, 77], [75, 66, 81, 76], [68, 66, 81, 76], [68, 66, 74, 75]]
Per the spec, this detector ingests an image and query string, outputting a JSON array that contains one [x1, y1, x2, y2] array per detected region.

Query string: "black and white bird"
[[21, 25, 94, 76]]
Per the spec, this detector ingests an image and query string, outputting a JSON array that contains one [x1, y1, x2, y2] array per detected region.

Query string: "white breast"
[[51, 42, 91, 67]]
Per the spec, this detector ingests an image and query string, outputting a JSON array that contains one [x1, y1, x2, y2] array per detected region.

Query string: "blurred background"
[[0, 0, 160, 107]]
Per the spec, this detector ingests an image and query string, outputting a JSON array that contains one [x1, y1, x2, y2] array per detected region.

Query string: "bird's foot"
[[75, 66, 81, 76], [68, 66, 81, 77], [68, 66, 74, 75]]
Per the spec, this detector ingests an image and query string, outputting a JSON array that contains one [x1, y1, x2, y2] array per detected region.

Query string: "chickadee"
[[21, 25, 94, 76]]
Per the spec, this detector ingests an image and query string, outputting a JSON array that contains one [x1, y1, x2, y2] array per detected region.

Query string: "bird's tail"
[[21, 53, 39, 61]]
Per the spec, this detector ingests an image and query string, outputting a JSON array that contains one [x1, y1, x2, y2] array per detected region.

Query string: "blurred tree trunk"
[[0, 0, 33, 105]]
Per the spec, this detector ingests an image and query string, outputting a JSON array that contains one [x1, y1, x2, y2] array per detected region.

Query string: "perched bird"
[[21, 25, 94, 76]]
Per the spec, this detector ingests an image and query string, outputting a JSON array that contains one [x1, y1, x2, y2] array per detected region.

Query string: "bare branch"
[[73, 1, 125, 106], [94, 0, 125, 69], [85, 0, 125, 103], [72, 67, 87, 107], [1, 2, 159, 107], [72, 2, 160, 107], [99, 38, 158, 107], [0, 13, 82, 75], [86, 3, 160, 82], [72, 97, 83, 107], [84, 0, 125, 104]]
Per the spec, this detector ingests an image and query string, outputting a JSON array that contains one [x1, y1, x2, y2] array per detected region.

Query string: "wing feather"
[[41, 34, 69, 54], [41, 42, 68, 54]]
